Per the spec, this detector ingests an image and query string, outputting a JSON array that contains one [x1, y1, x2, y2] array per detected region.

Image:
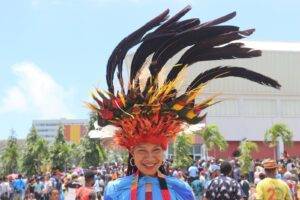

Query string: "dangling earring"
[[130, 157, 136, 167]]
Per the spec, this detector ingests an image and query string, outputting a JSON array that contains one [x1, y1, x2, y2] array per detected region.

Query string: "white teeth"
[[144, 164, 155, 167]]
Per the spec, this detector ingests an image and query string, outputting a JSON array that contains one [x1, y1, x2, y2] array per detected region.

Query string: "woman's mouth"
[[142, 163, 157, 170]]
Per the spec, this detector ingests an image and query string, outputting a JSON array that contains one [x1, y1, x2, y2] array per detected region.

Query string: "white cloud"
[[0, 62, 74, 119], [0, 86, 28, 113]]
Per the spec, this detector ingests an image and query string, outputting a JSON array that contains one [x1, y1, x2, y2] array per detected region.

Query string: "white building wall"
[[33, 118, 88, 141]]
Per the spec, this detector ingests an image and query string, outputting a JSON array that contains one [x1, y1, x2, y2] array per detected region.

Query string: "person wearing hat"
[[87, 5, 281, 200], [255, 159, 292, 200]]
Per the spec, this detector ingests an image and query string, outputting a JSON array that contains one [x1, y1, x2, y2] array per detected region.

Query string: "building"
[[33, 118, 89, 143], [125, 41, 300, 159]]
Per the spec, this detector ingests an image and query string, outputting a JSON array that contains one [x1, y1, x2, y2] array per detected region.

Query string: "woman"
[[49, 188, 60, 200], [104, 142, 194, 200], [88, 5, 280, 200]]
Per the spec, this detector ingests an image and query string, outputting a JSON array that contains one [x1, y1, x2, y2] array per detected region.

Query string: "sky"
[[0, 0, 300, 139]]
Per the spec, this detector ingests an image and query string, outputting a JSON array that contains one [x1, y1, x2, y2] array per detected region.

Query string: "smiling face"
[[131, 143, 165, 176]]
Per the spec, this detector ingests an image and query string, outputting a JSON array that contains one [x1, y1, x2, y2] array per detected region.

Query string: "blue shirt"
[[188, 166, 199, 177], [104, 175, 195, 200]]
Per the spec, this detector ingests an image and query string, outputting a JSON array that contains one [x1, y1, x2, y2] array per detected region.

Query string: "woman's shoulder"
[[104, 175, 133, 200], [166, 176, 189, 188], [165, 176, 195, 199]]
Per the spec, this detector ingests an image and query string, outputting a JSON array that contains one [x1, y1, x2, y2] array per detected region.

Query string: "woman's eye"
[[153, 149, 161, 153], [137, 149, 146, 153]]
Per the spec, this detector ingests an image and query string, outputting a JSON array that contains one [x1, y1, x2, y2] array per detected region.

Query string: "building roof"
[[244, 41, 300, 52]]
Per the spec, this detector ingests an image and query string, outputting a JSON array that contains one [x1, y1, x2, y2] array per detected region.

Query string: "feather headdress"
[[88, 6, 280, 150]]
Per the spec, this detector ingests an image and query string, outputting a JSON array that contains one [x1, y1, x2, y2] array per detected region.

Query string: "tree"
[[0, 130, 19, 175], [196, 124, 228, 159], [50, 126, 71, 171], [22, 126, 49, 176], [238, 140, 258, 175], [79, 136, 106, 168], [78, 112, 107, 168], [265, 123, 293, 159], [172, 134, 193, 169]]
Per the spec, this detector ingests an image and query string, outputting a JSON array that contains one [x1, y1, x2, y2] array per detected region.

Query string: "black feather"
[[199, 12, 236, 28], [166, 29, 255, 82], [187, 66, 281, 91], [149, 25, 240, 77], [130, 7, 198, 84], [179, 43, 261, 67], [106, 9, 170, 94]]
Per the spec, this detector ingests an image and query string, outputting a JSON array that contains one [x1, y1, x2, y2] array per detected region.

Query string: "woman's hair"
[[126, 153, 167, 176]]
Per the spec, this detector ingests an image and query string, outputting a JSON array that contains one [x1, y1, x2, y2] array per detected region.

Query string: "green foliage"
[[88, 112, 98, 131], [106, 149, 128, 163], [50, 125, 71, 171], [79, 136, 107, 168], [238, 140, 258, 175], [21, 126, 49, 176], [0, 132, 19, 175], [78, 112, 107, 168], [172, 134, 193, 169], [197, 124, 228, 151], [265, 123, 293, 147]]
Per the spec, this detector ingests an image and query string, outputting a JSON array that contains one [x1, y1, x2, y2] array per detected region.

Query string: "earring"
[[130, 157, 135, 167]]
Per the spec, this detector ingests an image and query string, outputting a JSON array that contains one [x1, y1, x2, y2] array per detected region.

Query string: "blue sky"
[[0, 0, 300, 139]]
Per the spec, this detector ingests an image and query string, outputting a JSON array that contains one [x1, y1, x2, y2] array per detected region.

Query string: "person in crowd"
[[33, 177, 44, 199], [43, 175, 53, 199], [49, 188, 60, 200], [0, 176, 11, 200], [188, 162, 199, 184], [255, 159, 292, 200], [191, 172, 205, 200], [94, 173, 105, 200], [75, 170, 97, 200], [283, 171, 297, 200], [204, 161, 243, 200], [240, 174, 250, 200], [13, 174, 26, 200], [204, 164, 220, 191], [233, 163, 241, 182]]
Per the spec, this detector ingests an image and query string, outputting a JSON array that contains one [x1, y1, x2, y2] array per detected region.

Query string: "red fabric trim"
[[161, 189, 171, 200], [145, 191, 152, 200]]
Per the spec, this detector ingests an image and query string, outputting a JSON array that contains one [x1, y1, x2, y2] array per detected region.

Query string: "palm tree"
[[264, 123, 293, 159], [196, 124, 228, 160], [238, 140, 258, 175]]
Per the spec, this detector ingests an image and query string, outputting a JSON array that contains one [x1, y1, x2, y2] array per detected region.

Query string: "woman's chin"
[[140, 167, 158, 176]]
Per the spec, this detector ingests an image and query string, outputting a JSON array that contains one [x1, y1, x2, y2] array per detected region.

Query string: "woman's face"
[[131, 143, 164, 176], [50, 189, 60, 200]]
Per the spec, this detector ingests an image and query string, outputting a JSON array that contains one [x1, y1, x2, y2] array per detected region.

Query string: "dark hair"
[[259, 172, 266, 179], [49, 188, 59, 196], [84, 170, 95, 180], [220, 161, 232, 176], [126, 153, 166, 176]]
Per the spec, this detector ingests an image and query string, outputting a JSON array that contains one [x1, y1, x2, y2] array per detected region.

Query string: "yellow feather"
[[186, 110, 197, 119]]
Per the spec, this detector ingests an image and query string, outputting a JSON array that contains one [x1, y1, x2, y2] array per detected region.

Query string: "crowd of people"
[[1, 156, 300, 200], [172, 157, 300, 200]]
